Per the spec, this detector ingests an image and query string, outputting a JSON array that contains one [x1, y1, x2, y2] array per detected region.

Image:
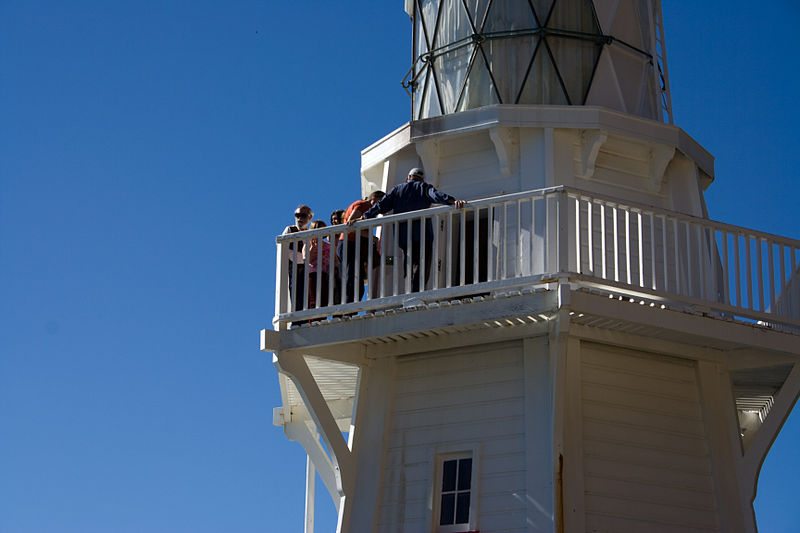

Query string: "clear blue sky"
[[1, 2, 798, 532]]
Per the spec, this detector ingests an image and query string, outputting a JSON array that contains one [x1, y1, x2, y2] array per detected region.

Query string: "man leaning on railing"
[[351, 168, 466, 292]]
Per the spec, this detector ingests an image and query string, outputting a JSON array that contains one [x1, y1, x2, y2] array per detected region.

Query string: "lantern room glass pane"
[[530, 0, 555, 25], [416, 2, 429, 60], [548, 37, 602, 105], [420, 0, 440, 47], [458, 48, 498, 111], [518, 43, 568, 105], [423, 69, 443, 118], [547, 0, 598, 34], [435, 0, 472, 49], [484, 0, 538, 33], [414, 66, 430, 119], [465, 0, 491, 31], [434, 44, 473, 114], [483, 35, 538, 104]]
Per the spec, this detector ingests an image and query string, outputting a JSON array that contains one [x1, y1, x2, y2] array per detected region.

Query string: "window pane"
[[517, 43, 568, 105], [434, 45, 472, 114], [455, 492, 471, 523], [440, 493, 456, 525], [484, 0, 536, 33], [458, 49, 498, 111], [457, 458, 473, 490], [442, 459, 457, 491], [482, 36, 537, 104], [547, 37, 602, 105]]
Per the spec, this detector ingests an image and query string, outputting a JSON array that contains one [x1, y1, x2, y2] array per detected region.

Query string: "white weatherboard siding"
[[377, 341, 532, 533], [580, 343, 719, 533]]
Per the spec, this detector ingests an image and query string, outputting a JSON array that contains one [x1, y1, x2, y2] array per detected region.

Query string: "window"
[[435, 452, 475, 532]]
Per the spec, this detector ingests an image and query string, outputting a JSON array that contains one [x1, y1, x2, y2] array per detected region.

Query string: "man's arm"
[[426, 183, 466, 209]]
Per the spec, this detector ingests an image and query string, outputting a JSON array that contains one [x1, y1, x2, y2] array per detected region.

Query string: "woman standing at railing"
[[304, 220, 337, 309]]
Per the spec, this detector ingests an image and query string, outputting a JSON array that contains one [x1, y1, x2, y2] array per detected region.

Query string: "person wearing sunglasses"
[[282, 205, 313, 313]]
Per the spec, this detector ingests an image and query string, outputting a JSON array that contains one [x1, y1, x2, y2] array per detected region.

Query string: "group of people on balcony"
[[282, 167, 466, 315]]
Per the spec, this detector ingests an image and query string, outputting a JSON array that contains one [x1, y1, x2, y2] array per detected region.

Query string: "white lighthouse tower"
[[263, 2, 800, 532]]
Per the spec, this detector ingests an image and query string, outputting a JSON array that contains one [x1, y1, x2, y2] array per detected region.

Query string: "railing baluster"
[[432, 214, 440, 290], [672, 218, 680, 294], [649, 212, 656, 290], [625, 209, 632, 285], [558, 191, 569, 273], [303, 236, 311, 311], [379, 223, 386, 298], [392, 220, 399, 297], [366, 229, 374, 300], [685, 222, 692, 298], [445, 212, 452, 289], [695, 225, 703, 300], [316, 234, 323, 310], [473, 207, 479, 283], [757, 236, 764, 312], [575, 196, 582, 274], [276, 241, 289, 318], [721, 230, 729, 305], [487, 205, 494, 281], [328, 231, 335, 307], [406, 217, 414, 294], [420, 214, 427, 292], [637, 211, 644, 288], [613, 206, 620, 282], [746, 235, 753, 310], [661, 215, 668, 292], [733, 232, 740, 307], [779, 243, 786, 311], [587, 199, 594, 275], [342, 234, 350, 303], [354, 234, 362, 302], [503, 201, 509, 280], [460, 209, 466, 286], [530, 198, 536, 275], [517, 199, 523, 277], [768, 239, 776, 312], [600, 203, 607, 279]]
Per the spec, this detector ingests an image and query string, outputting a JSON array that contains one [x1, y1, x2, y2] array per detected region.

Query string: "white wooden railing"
[[274, 187, 800, 331]]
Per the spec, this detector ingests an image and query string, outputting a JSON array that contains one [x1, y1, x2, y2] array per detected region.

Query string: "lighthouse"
[[263, 1, 800, 532]]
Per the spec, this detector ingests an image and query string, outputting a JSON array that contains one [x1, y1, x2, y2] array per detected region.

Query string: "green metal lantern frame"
[[403, 0, 659, 120]]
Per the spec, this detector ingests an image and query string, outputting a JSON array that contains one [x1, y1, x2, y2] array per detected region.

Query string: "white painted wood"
[[284, 421, 341, 514], [376, 341, 531, 533], [580, 343, 720, 532], [696, 360, 751, 533], [305, 453, 316, 533], [339, 358, 396, 533], [273, 352, 353, 498]]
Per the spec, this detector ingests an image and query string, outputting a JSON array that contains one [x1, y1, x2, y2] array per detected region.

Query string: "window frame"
[[431, 445, 480, 533]]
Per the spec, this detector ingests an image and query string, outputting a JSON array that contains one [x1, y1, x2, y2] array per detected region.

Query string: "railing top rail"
[[275, 186, 570, 244], [275, 185, 800, 250], [563, 187, 800, 248]]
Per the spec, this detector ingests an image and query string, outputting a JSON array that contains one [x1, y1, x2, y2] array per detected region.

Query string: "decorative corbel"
[[579, 129, 608, 179], [648, 144, 676, 192], [415, 139, 439, 186], [273, 352, 354, 498], [489, 126, 519, 177]]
